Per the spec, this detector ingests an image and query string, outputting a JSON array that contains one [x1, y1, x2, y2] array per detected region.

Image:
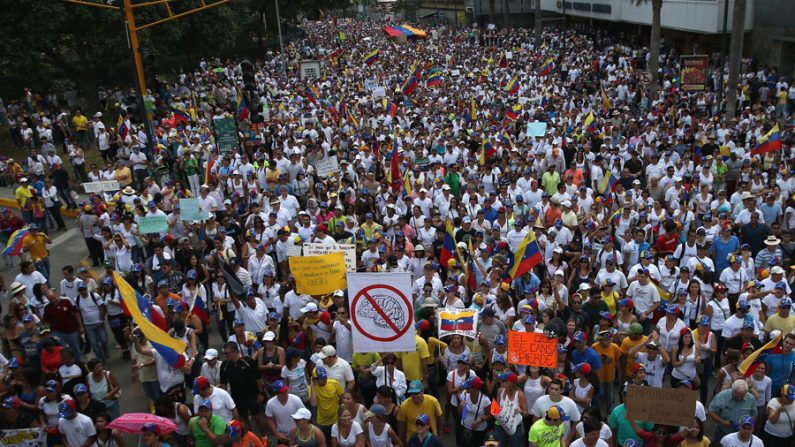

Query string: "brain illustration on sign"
[[356, 294, 408, 330]]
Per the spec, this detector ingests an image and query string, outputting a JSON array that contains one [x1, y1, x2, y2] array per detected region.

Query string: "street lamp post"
[[717, 0, 729, 110]]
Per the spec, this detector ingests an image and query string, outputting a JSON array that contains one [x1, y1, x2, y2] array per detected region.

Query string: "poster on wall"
[[680, 55, 709, 92]]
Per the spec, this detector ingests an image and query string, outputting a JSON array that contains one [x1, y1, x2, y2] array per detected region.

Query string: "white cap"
[[300, 302, 319, 313], [441, 184, 451, 190], [292, 408, 312, 420], [318, 345, 337, 359], [771, 266, 785, 275], [415, 244, 425, 251], [203, 348, 219, 360], [333, 290, 345, 297], [561, 200, 572, 207], [262, 331, 276, 342]]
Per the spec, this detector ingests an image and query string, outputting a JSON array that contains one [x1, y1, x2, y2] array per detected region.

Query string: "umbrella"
[[107, 413, 177, 434]]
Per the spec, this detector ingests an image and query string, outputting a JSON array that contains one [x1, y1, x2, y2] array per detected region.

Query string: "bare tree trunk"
[[534, 0, 541, 45], [726, 0, 746, 118], [647, 0, 662, 100]]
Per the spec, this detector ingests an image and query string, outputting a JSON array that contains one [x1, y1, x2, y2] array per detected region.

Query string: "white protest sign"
[[348, 272, 415, 353], [372, 87, 386, 99], [506, 51, 513, 59], [315, 156, 339, 177], [496, 399, 521, 435], [286, 244, 303, 257], [303, 242, 357, 272], [82, 180, 120, 193], [451, 69, 461, 76], [518, 97, 529, 105]]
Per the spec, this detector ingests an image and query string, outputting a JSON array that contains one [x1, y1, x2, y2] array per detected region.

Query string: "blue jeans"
[[35, 258, 51, 285], [84, 323, 108, 362], [53, 330, 82, 362]]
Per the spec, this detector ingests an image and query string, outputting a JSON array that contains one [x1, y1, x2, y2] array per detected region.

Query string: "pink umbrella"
[[107, 413, 177, 434]]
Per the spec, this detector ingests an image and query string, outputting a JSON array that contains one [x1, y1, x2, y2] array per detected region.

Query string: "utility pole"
[[717, 0, 729, 112], [274, 0, 285, 73], [63, 0, 232, 149]]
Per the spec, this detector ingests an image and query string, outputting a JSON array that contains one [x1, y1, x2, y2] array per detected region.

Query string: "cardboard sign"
[[494, 399, 521, 436], [372, 87, 386, 98], [138, 215, 168, 234], [303, 242, 357, 272], [507, 331, 556, 368], [82, 180, 120, 193], [315, 156, 340, 177], [179, 198, 210, 221], [289, 253, 346, 295], [625, 384, 697, 427], [527, 122, 547, 137]]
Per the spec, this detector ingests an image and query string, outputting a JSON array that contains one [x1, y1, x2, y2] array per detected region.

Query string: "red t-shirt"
[[43, 298, 80, 334], [638, 430, 685, 447], [655, 232, 680, 254], [41, 346, 63, 373]]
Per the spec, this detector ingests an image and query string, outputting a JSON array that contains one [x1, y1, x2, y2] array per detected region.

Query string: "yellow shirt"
[[591, 341, 621, 383], [619, 335, 647, 378], [397, 394, 442, 436], [72, 115, 89, 131], [15, 186, 32, 208], [764, 314, 795, 336], [397, 335, 431, 381], [601, 291, 620, 314], [315, 378, 343, 426], [23, 233, 49, 261]]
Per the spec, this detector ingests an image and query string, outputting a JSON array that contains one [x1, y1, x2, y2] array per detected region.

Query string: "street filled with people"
[[0, 14, 795, 447]]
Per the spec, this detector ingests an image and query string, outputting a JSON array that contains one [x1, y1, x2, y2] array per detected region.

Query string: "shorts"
[[234, 394, 261, 418]]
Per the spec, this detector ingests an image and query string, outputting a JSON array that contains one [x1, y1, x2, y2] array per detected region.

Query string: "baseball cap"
[[573, 330, 585, 343], [780, 298, 793, 308], [271, 380, 289, 394], [193, 376, 210, 394], [415, 413, 430, 425], [407, 380, 424, 395], [573, 363, 592, 375], [700, 315, 711, 326], [546, 405, 570, 421], [498, 372, 518, 383], [58, 400, 76, 418], [198, 399, 213, 410], [313, 366, 328, 379], [204, 349, 219, 361], [456, 354, 470, 364], [782, 384, 795, 401], [738, 415, 753, 428], [678, 380, 693, 389], [300, 302, 319, 313], [462, 376, 483, 389], [632, 363, 646, 374], [318, 345, 337, 359], [366, 404, 386, 418], [292, 408, 312, 420], [45, 379, 59, 392], [262, 331, 276, 342], [73, 384, 88, 395]]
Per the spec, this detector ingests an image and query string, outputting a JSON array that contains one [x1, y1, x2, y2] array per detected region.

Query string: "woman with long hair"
[[330, 406, 364, 447], [154, 395, 191, 447], [363, 404, 402, 447], [290, 408, 327, 447], [374, 386, 399, 430], [678, 418, 710, 447], [257, 331, 285, 392], [211, 272, 234, 341], [340, 391, 368, 428], [38, 379, 71, 447], [281, 348, 310, 404], [567, 255, 593, 298], [493, 372, 527, 446], [671, 328, 700, 389], [87, 358, 122, 419], [545, 248, 568, 280], [695, 315, 717, 402], [96, 412, 126, 446]]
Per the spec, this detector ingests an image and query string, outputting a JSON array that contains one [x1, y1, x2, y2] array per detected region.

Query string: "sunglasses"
[[415, 422, 427, 426]]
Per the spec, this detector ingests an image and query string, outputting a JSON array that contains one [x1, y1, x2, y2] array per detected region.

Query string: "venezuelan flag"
[[401, 170, 412, 199], [479, 139, 495, 166], [505, 104, 521, 121], [347, 109, 359, 129], [469, 98, 477, 124], [204, 157, 214, 185], [739, 333, 783, 377], [440, 219, 457, 268], [498, 52, 508, 69], [187, 292, 210, 327], [3, 228, 30, 257], [499, 131, 514, 148], [598, 170, 617, 197], [426, 71, 443, 88], [388, 142, 401, 191], [507, 231, 543, 279], [305, 87, 318, 105], [117, 115, 128, 140], [382, 98, 398, 117], [173, 105, 190, 124], [363, 49, 380, 65], [505, 77, 519, 95], [236, 93, 250, 122], [439, 311, 476, 331], [583, 112, 595, 131], [751, 124, 782, 156], [113, 272, 187, 368], [466, 239, 477, 291], [401, 73, 418, 96], [601, 88, 611, 113], [609, 208, 621, 227], [538, 58, 555, 76]]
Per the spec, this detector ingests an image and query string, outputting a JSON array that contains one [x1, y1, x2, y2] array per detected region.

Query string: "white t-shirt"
[[570, 439, 609, 447], [626, 281, 661, 314], [531, 395, 581, 436], [75, 292, 105, 325], [193, 387, 236, 423], [636, 352, 666, 388], [154, 351, 186, 392], [720, 432, 762, 447], [574, 421, 612, 440], [58, 413, 97, 447], [265, 394, 306, 436], [764, 398, 795, 437], [331, 421, 364, 447], [324, 358, 355, 386]]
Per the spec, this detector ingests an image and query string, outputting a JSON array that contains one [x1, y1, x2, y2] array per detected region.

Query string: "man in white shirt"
[[626, 269, 661, 332], [531, 378, 581, 443], [232, 288, 267, 334], [265, 381, 307, 443], [317, 345, 355, 390], [192, 375, 239, 423], [58, 400, 97, 447]]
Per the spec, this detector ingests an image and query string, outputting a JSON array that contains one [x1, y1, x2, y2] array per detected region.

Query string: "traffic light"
[[240, 59, 256, 92], [141, 51, 160, 93]]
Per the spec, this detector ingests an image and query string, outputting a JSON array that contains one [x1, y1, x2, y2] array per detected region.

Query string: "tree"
[[726, 0, 746, 118], [630, 0, 662, 100]]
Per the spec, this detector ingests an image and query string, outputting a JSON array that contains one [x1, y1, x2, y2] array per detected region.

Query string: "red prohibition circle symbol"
[[351, 283, 413, 342]]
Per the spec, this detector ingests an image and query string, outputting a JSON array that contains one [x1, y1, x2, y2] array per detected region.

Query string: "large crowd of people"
[[0, 13, 795, 447]]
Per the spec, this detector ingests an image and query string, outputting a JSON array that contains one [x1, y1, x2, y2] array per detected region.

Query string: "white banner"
[[347, 272, 415, 353], [0, 427, 45, 446], [82, 180, 120, 193], [303, 242, 357, 272], [437, 307, 478, 339], [496, 398, 521, 435], [315, 156, 339, 178], [286, 244, 303, 257]]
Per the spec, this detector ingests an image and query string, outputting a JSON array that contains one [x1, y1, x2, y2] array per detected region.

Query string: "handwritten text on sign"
[[82, 180, 120, 193], [624, 384, 697, 427], [303, 242, 357, 272], [507, 331, 557, 368], [138, 215, 168, 234], [289, 252, 347, 295]]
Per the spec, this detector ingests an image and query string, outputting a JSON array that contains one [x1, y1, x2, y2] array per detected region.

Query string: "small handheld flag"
[[363, 49, 380, 65]]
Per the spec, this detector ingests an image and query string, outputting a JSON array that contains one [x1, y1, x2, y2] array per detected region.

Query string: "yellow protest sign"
[[289, 253, 347, 295]]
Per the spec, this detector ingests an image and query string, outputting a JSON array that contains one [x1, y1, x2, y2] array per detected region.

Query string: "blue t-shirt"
[[765, 351, 795, 391], [711, 236, 740, 273], [570, 347, 603, 372]]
